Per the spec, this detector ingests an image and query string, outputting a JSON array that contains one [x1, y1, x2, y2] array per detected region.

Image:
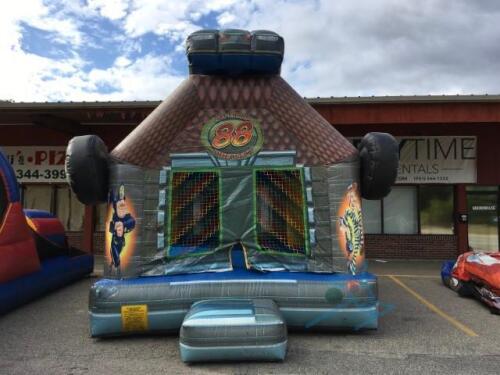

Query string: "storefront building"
[[1, 95, 499, 259]]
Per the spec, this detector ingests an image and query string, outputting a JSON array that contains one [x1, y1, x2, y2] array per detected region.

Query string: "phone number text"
[[16, 169, 67, 180]]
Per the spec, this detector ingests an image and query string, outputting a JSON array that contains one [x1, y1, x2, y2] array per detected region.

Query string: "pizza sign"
[[201, 115, 263, 160], [2, 146, 67, 182]]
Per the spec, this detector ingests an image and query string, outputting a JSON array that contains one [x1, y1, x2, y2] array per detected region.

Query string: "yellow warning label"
[[121, 305, 148, 332]]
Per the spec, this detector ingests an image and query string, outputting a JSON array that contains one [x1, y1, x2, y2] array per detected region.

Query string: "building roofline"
[[0, 101, 162, 110], [306, 94, 500, 104], [2, 94, 500, 110]]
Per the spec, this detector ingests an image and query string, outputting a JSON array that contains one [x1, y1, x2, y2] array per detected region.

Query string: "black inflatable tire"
[[65, 135, 109, 205], [358, 132, 399, 200]]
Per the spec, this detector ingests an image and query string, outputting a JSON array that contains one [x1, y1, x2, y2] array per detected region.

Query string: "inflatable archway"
[[67, 30, 398, 350]]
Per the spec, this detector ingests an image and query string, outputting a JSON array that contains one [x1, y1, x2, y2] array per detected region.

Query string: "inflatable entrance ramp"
[[180, 299, 287, 363], [66, 29, 398, 347]]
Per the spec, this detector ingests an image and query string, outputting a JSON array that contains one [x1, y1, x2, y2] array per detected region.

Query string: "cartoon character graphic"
[[108, 185, 136, 276], [337, 183, 365, 274]]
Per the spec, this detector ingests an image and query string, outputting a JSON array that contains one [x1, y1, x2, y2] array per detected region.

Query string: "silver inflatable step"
[[179, 299, 287, 363]]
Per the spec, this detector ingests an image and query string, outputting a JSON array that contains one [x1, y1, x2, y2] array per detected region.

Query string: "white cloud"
[[122, 0, 241, 42], [0, 0, 83, 101], [206, 0, 500, 97], [84, 54, 184, 100], [1, 0, 500, 102], [124, 1, 195, 39], [217, 11, 236, 26], [114, 56, 132, 67], [0, 0, 183, 101], [0, 45, 183, 101], [87, 0, 130, 21]]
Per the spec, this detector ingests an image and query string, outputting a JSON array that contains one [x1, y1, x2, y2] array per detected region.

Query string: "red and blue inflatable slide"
[[0, 148, 93, 314]]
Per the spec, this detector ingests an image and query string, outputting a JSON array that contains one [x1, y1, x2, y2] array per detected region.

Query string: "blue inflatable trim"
[[441, 260, 455, 285], [0, 147, 20, 202], [189, 53, 282, 75], [24, 209, 56, 219], [0, 255, 94, 314], [98, 269, 376, 286]]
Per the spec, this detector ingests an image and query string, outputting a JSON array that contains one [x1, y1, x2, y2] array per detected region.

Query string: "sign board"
[[352, 136, 477, 184], [1, 146, 67, 183], [471, 205, 496, 212]]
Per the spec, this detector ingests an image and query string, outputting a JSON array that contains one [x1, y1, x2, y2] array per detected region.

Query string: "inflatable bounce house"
[[66, 29, 398, 362], [0, 148, 93, 314], [442, 252, 500, 314]]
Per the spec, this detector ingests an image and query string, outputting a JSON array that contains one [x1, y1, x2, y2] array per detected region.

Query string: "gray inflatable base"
[[89, 272, 379, 337], [90, 304, 378, 337]]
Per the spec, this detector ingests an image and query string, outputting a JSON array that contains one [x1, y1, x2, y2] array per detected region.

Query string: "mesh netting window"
[[169, 171, 220, 257], [256, 169, 308, 255]]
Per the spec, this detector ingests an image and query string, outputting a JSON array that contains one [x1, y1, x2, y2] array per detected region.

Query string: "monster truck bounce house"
[[0, 148, 93, 314], [66, 29, 398, 362]]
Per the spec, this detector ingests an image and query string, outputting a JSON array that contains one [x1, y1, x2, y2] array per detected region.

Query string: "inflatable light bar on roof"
[[186, 29, 284, 75]]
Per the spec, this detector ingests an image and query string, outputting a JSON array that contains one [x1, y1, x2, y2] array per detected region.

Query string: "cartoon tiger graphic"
[[338, 183, 365, 274]]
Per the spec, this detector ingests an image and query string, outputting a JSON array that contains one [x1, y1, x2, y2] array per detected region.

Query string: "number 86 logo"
[[211, 121, 254, 149]]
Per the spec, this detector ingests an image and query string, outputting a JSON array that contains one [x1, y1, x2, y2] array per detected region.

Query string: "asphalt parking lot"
[[1, 259, 499, 375]]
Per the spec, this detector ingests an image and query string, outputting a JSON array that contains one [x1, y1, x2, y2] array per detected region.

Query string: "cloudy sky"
[[1, 0, 500, 102]]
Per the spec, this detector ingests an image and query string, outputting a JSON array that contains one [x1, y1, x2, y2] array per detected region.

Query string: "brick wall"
[[93, 232, 105, 254], [66, 231, 84, 250], [66, 231, 106, 254], [365, 234, 458, 259]]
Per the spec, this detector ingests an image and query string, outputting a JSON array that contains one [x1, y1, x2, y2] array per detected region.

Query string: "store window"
[[23, 185, 52, 212], [362, 199, 382, 234], [383, 186, 418, 234], [419, 186, 454, 234], [362, 185, 455, 235], [466, 186, 499, 252], [22, 184, 85, 231], [55, 185, 85, 231]]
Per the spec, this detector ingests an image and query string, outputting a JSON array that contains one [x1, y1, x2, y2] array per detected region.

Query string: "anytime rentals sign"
[[2, 146, 67, 183], [352, 136, 477, 184], [396, 136, 476, 184]]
